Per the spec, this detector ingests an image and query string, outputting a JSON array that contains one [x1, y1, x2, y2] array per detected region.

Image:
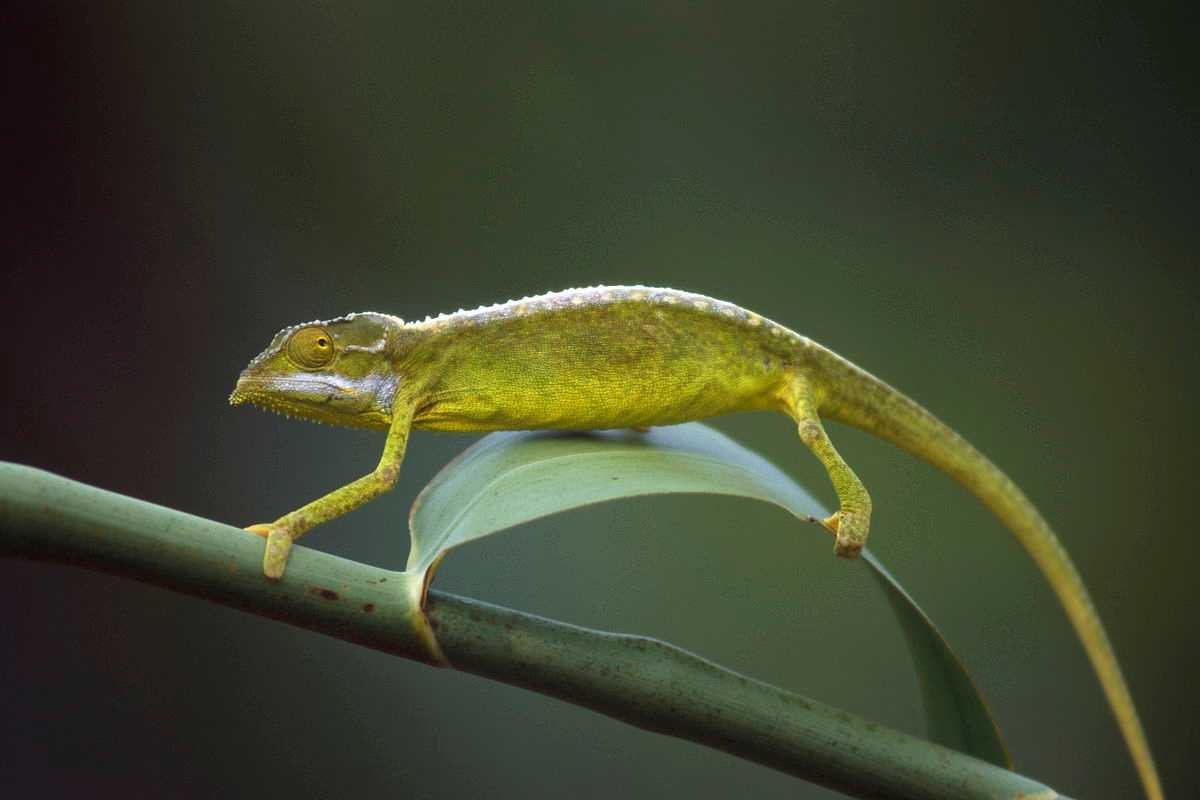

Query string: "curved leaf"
[[406, 423, 1009, 767]]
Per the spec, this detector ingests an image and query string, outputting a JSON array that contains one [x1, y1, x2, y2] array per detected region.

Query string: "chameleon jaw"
[[229, 377, 389, 430]]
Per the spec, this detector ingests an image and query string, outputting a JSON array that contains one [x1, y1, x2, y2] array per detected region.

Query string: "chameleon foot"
[[243, 523, 294, 580], [243, 523, 273, 538], [823, 509, 869, 559]]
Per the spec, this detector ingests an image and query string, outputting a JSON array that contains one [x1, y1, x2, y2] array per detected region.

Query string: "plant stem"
[[0, 463, 1065, 800]]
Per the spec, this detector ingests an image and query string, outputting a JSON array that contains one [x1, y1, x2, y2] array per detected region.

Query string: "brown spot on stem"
[[308, 586, 340, 601]]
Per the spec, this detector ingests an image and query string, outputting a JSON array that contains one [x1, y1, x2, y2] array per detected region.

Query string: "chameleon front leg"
[[245, 404, 415, 580], [785, 376, 872, 558]]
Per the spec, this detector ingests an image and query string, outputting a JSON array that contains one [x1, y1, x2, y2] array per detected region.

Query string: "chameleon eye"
[[287, 326, 336, 369]]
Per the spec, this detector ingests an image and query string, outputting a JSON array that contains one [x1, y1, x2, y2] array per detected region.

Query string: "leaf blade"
[[407, 423, 1009, 766]]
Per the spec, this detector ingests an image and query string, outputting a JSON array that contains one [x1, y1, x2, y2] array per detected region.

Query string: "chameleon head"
[[229, 312, 404, 429]]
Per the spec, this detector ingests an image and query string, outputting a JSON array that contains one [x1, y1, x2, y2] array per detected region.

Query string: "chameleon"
[[230, 285, 1161, 799]]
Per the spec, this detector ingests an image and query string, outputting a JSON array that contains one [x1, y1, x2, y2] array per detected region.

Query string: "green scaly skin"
[[230, 285, 1161, 800]]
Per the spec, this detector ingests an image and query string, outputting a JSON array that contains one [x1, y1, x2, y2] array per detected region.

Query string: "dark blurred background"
[[3, 3, 1195, 798]]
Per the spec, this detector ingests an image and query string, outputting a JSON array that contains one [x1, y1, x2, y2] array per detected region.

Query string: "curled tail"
[[811, 347, 1162, 800]]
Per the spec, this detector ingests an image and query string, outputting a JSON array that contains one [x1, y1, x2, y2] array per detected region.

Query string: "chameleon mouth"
[[228, 376, 266, 408], [228, 375, 329, 420], [229, 375, 385, 430], [229, 384, 316, 421]]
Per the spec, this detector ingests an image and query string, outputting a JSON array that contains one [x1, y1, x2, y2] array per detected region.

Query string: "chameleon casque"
[[230, 285, 1160, 799]]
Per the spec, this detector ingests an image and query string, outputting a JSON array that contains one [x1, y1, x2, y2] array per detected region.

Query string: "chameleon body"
[[230, 285, 1160, 799]]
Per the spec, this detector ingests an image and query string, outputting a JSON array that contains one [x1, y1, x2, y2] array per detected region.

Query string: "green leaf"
[[406, 423, 1010, 767]]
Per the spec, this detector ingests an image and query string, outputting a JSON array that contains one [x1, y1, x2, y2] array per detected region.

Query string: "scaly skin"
[[230, 285, 1161, 800]]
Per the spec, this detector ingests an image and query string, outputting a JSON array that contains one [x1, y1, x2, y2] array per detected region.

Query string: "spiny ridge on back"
[[407, 285, 808, 346]]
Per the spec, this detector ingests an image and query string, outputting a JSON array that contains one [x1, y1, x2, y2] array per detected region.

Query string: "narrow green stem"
[[0, 463, 1065, 800]]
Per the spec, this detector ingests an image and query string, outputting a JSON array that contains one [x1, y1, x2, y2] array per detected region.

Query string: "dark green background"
[[4, 3, 1195, 798]]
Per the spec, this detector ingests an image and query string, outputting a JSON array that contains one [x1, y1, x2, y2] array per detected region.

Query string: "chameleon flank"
[[230, 285, 1161, 800]]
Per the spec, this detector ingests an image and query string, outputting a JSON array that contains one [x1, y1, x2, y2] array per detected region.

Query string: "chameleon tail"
[[811, 348, 1163, 800]]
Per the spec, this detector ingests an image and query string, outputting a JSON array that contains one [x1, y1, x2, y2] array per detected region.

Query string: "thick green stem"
[[0, 463, 1065, 800]]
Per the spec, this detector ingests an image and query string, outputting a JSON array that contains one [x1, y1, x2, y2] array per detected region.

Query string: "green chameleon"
[[230, 285, 1160, 799]]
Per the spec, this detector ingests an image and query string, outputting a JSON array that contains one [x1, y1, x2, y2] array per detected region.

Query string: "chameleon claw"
[[243, 523, 273, 538], [242, 523, 294, 580], [262, 528, 294, 580], [823, 509, 868, 559]]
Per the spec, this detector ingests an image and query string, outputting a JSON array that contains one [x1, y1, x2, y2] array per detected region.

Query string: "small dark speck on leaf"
[[362, 603, 376, 613]]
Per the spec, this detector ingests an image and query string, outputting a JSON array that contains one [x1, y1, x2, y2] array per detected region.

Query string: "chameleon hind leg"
[[785, 376, 872, 558], [244, 405, 414, 580]]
